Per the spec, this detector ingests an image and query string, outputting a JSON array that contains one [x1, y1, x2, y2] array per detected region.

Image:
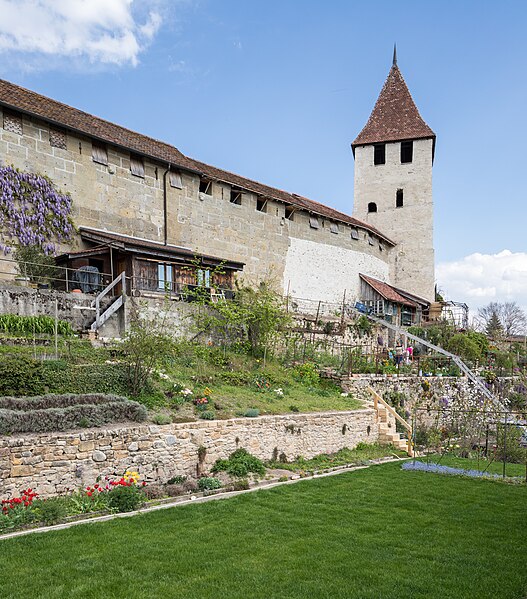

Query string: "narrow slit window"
[[256, 197, 267, 212], [350, 228, 359, 240], [130, 154, 145, 178], [49, 128, 67, 150], [374, 144, 385, 165], [230, 190, 242, 205], [396, 189, 404, 208], [368, 202, 377, 213], [309, 216, 320, 229], [285, 206, 295, 220], [92, 142, 108, 166], [169, 171, 183, 189], [199, 179, 212, 195], [3, 111, 22, 135], [401, 141, 413, 163], [330, 222, 339, 234]]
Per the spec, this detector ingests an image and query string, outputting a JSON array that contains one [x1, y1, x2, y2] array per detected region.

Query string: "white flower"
[[274, 388, 284, 397], [180, 388, 193, 396], [341, 392, 349, 397]]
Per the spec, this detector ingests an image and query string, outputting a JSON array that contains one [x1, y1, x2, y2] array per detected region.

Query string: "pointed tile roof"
[[359, 274, 419, 307], [352, 63, 435, 149]]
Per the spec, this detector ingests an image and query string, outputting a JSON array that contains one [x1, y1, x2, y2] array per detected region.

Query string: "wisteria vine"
[[0, 166, 74, 254]]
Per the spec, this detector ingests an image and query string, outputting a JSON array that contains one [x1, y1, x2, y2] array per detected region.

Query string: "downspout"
[[163, 164, 171, 246]]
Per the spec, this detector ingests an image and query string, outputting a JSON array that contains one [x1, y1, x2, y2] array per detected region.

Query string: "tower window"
[[396, 189, 404, 208], [199, 179, 212, 195], [285, 206, 295, 220], [92, 142, 108, 166], [367, 202, 377, 213], [309, 216, 320, 229], [230, 190, 242, 205], [256, 197, 267, 212], [374, 144, 386, 165], [330, 222, 339, 234], [350, 228, 359, 240], [401, 141, 413, 163], [130, 154, 145, 178]]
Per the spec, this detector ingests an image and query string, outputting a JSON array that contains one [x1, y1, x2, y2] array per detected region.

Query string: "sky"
[[0, 0, 525, 316]]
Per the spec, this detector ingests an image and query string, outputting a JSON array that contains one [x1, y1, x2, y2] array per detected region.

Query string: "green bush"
[[151, 413, 172, 425], [212, 448, 266, 478], [244, 408, 260, 418], [197, 477, 222, 491], [200, 410, 215, 420], [34, 498, 67, 525], [0, 356, 47, 396], [107, 485, 144, 513], [291, 362, 320, 386]]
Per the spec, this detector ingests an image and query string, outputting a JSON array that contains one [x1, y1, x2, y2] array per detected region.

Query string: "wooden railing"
[[368, 386, 413, 456], [91, 271, 126, 331]]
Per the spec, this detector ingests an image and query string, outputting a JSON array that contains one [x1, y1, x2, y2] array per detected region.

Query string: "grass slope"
[[1, 462, 526, 599]]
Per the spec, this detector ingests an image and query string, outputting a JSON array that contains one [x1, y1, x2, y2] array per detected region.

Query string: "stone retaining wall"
[[0, 409, 377, 499]]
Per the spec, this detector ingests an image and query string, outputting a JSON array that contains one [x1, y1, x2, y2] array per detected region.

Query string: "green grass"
[[267, 443, 406, 472], [422, 453, 527, 478], [1, 462, 525, 599]]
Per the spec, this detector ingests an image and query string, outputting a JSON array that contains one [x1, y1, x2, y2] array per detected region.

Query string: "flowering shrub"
[[254, 376, 271, 392], [0, 166, 74, 254]]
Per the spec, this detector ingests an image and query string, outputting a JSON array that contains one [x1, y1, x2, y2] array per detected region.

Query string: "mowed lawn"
[[1, 463, 526, 599]]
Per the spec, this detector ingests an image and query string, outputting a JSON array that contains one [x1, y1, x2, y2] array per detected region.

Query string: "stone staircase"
[[368, 387, 413, 456]]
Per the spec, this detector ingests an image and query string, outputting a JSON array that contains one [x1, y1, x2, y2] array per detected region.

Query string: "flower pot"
[[14, 276, 31, 287]]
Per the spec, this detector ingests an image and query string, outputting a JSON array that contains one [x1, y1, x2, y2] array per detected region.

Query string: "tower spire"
[[392, 44, 397, 67]]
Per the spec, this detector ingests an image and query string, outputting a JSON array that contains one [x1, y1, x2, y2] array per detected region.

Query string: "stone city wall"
[[0, 409, 378, 499]]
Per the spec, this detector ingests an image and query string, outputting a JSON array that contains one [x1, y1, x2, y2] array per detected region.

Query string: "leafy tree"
[[446, 333, 482, 363], [120, 300, 176, 397]]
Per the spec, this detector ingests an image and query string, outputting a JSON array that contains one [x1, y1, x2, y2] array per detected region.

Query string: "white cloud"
[[437, 250, 527, 315], [0, 0, 164, 67]]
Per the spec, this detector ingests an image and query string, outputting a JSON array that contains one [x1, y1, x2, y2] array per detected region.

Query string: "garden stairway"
[[90, 271, 126, 333], [368, 387, 414, 457]]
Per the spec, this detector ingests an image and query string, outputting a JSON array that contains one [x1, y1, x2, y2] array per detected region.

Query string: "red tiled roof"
[[0, 79, 197, 173], [0, 78, 395, 246], [352, 64, 435, 148], [359, 273, 418, 307]]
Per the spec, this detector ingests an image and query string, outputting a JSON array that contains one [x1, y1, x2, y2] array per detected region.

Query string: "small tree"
[[120, 300, 176, 397], [485, 311, 504, 340]]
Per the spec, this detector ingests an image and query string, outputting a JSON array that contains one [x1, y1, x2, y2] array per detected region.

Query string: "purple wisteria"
[[0, 166, 74, 254]]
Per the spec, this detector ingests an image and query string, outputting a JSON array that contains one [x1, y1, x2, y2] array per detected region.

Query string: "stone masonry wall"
[[0, 409, 378, 499], [0, 107, 392, 310]]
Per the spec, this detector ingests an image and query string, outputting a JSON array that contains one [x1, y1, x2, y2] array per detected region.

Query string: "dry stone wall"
[[0, 409, 378, 499]]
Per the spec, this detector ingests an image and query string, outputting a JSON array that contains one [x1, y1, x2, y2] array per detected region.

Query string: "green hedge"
[[0, 357, 129, 396], [0, 393, 147, 434]]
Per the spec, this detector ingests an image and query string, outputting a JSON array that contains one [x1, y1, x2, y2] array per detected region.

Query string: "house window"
[[285, 206, 295, 220], [230, 190, 242, 205], [350, 228, 359, 240], [309, 216, 320, 229], [374, 144, 385, 165], [330, 222, 339, 234], [157, 263, 172, 290], [169, 171, 183, 189], [199, 178, 212, 195], [92, 142, 108, 166], [368, 202, 377, 213], [396, 189, 404, 208], [197, 269, 211, 287], [256, 197, 267, 212], [368, 234, 374, 246], [130, 154, 145, 178], [401, 141, 413, 163], [3, 111, 22, 135], [49, 128, 67, 150]]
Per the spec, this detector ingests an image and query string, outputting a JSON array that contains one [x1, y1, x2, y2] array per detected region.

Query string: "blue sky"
[[0, 0, 526, 315]]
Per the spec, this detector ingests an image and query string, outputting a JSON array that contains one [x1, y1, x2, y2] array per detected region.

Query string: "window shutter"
[[351, 228, 359, 240], [330, 222, 339, 234], [130, 155, 145, 178], [169, 170, 183, 189], [309, 216, 320, 229], [92, 142, 108, 165]]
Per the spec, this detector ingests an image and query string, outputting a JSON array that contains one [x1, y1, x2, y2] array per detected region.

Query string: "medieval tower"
[[352, 51, 436, 302]]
